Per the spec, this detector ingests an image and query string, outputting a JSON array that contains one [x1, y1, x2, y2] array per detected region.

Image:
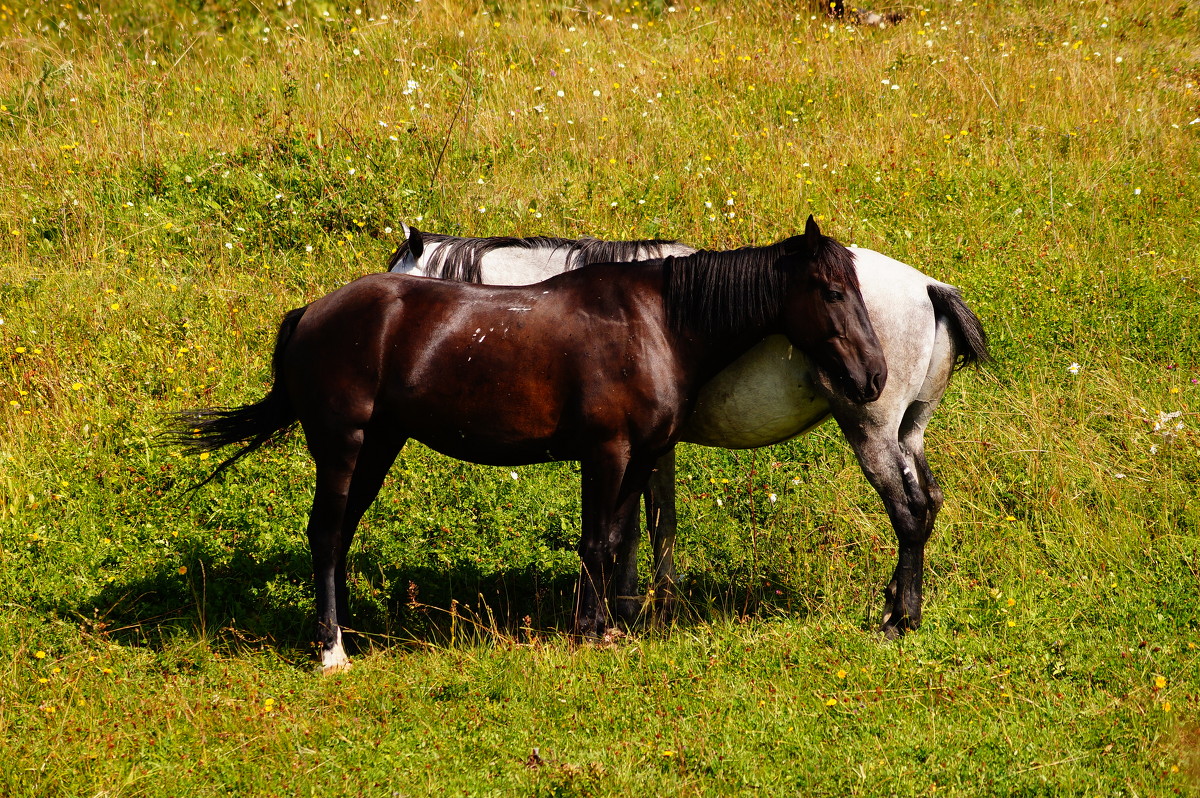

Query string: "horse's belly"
[[418, 433, 563, 467], [680, 336, 831, 449]]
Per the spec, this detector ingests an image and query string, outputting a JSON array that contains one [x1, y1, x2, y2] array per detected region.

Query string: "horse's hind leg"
[[306, 439, 359, 672], [900, 401, 944, 544], [888, 398, 948, 612], [333, 433, 406, 633], [306, 426, 404, 672]]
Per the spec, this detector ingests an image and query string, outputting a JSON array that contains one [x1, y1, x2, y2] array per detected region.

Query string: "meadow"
[[0, 0, 1198, 794]]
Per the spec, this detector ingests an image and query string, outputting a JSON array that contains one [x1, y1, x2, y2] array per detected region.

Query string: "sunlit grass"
[[0, 0, 1198, 794]]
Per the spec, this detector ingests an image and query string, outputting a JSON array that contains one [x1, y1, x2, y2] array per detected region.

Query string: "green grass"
[[1, 0, 1199, 794]]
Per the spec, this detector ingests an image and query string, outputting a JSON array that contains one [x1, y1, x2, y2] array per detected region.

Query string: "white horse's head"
[[387, 222, 426, 274]]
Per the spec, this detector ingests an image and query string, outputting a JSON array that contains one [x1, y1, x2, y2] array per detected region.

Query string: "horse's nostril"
[[867, 371, 885, 399]]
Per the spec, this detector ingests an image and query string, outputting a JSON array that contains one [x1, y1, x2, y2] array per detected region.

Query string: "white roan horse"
[[387, 224, 988, 636]]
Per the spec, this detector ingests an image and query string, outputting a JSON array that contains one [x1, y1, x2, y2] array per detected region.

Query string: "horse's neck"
[[414, 239, 698, 286], [671, 314, 781, 392], [480, 247, 571, 285], [658, 242, 699, 260]]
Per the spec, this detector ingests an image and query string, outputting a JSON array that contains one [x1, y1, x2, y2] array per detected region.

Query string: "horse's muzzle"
[[843, 365, 886, 405], [862, 368, 886, 403]]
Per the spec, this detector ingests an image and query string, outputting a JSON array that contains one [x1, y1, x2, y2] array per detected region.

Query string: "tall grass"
[[0, 0, 1197, 794]]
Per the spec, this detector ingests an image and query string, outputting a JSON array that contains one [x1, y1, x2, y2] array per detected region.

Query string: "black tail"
[[927, 284, 991, 371], [164, 306, 308, 489]]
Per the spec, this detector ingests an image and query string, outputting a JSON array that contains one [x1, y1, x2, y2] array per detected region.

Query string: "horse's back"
[[283, 268, 686, 465]]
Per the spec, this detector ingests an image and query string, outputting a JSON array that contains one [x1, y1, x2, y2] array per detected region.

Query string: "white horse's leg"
[[898, 399, 945, 539], [835, 411, 939, 637]]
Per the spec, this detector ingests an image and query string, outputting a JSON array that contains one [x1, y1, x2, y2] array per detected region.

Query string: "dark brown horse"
[[170, 217, 885, 671]]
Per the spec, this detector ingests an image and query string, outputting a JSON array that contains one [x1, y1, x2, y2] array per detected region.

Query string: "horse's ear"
[[804, 214, 821, 246], [404, 223, 424, 259], [782, 216, 823, 257]]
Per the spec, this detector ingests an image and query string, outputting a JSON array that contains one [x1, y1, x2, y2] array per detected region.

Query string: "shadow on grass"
[[71, 544, 832, 666], [72, 549, 582, 657]]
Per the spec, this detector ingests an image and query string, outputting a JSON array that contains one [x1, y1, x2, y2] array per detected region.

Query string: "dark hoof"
[[879, 610, 920, 639], [572, 616, 610, 641]]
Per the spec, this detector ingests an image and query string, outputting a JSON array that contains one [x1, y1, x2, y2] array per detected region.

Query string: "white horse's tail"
[[928, 284, 990, 370]]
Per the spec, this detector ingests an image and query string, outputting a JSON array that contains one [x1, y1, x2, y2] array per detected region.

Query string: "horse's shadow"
[[72, 539, 825, 663], [74, 546, 583, 661]]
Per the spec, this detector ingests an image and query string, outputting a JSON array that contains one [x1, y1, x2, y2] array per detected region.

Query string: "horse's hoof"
[[318, 636, 352, 673], [318, 660, 352, 675], [572, 622, 606, 642], [879, 612, 919, 640]]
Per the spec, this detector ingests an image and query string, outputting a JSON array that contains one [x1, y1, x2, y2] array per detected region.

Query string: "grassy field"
[[1, 0, 1198, 794]]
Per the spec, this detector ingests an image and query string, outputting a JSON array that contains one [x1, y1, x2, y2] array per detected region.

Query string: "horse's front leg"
[[575, 450, 653, 639], [644, 449, 679, 624], [609, 506, 644, 626], [610, 449, 679, 626], [838, 418, 940, 638]]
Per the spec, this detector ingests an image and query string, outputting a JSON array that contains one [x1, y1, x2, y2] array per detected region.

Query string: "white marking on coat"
[[321, 628, 350, 673]]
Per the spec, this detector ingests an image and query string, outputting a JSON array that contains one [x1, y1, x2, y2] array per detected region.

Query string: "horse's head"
[[779, 216, 886, 404], [386, 223, 426, 274]]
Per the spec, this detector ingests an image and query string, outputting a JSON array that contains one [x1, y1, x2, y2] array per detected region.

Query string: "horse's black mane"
[[664, 234, 857, 337], [385, 232, 681, 283]]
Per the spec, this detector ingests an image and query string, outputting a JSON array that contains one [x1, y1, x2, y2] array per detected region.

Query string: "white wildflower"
[[1152, 410, 1184, 442]]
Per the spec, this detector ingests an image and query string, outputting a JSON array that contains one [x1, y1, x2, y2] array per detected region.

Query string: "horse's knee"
[[928, 482, 944, 514]]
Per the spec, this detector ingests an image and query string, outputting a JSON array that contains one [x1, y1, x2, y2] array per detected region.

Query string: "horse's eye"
[[824, 289, 845, 302]]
